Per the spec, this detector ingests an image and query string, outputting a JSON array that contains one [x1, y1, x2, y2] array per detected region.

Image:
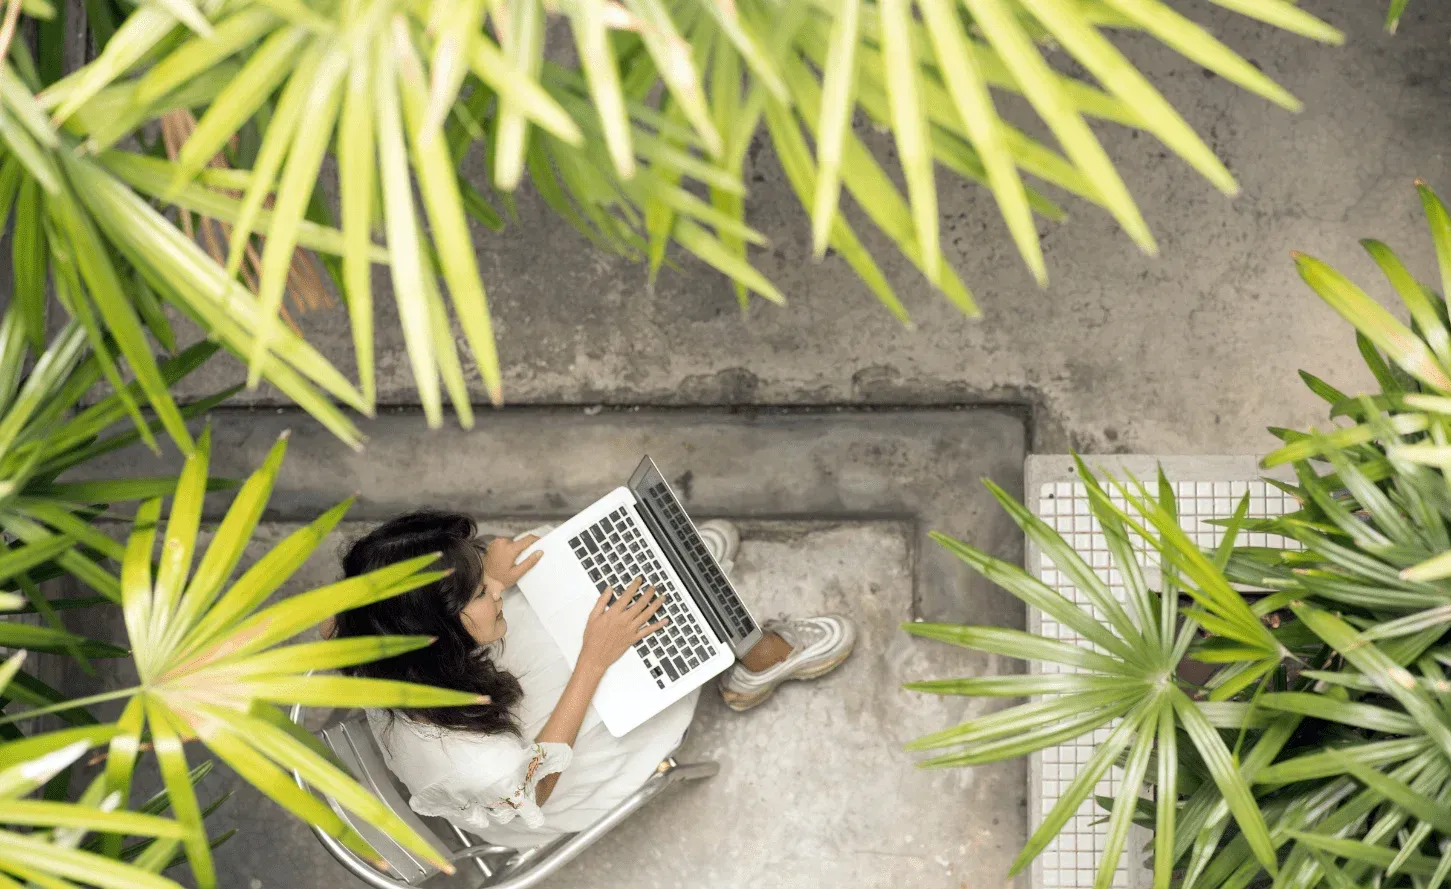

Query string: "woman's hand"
[[482, 535, 544, 587], [577, 577, 668, 675]]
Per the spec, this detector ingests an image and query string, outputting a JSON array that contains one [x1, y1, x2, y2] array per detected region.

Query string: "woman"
[[328, 511, 855, 850]]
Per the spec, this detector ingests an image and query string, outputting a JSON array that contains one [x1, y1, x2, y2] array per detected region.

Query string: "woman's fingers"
[[614, 577, 646, 609], [634, 618, 670, 641], [509, 550, 544, 581], [598, 579, 648, 614], [505, 535, 539, 560], [592, 587, 612, 615], [625, 583, 662, 614], [634, 596, 667, 635]]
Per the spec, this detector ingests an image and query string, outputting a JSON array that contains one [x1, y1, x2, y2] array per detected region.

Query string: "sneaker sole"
[[719, 644, 855, 713]]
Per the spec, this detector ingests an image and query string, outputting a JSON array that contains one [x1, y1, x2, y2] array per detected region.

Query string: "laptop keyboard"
[[568, 507, 713, 690], [643, 482, 757, 639]]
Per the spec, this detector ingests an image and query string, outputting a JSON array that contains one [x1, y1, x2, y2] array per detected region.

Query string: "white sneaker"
[[719, 615, 856, 712], [696, 519, 740, 575]]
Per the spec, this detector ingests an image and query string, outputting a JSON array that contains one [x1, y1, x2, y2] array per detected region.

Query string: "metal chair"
[[287, 705, 719, 888]]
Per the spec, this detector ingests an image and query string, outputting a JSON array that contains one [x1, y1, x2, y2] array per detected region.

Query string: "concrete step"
[[78, 405, 1028, 625]]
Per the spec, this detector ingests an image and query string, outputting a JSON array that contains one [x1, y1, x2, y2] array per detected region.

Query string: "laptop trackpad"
[[544, 598, 647, 692]]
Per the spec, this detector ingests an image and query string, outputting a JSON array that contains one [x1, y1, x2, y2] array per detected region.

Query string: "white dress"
[[367, 583, 700, 850]]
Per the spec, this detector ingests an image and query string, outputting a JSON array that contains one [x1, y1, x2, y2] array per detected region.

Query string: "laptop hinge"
[[631, 502, 729, 647]]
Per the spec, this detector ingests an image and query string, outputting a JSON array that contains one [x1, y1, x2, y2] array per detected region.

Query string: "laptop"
[[513, 456, 763, 736]]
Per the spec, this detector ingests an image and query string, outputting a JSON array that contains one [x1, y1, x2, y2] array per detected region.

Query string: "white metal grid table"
[[1023, 457, 1300, 889]]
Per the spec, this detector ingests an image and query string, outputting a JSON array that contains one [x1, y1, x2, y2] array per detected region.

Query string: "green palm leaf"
[[0, 307, 223, 623], [70, 434, 478, 887], [1295, 248, 1451, 394], [0, 739, 185, 889]]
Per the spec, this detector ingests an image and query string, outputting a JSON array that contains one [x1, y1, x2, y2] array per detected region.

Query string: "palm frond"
[[0, 305, 226, 619], [904, 457, 1280, 887], [62, 429, 474, 888]]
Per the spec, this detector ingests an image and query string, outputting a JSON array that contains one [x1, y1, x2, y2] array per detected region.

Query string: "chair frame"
[[287, 703, 718, 888]]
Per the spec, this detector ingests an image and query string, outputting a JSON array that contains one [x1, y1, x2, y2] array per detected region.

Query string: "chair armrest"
[[305, 823, 417, 889]]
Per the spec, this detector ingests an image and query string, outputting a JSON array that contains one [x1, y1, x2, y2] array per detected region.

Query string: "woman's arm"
[[528, 577, 668, 806], [531, 658, 606, 804]]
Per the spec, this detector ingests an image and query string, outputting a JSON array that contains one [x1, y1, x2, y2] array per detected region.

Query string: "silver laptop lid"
[[627, 456, 762, 656]]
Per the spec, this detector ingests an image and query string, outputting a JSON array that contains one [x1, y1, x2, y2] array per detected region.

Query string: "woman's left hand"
[[483, 535, 544, 587]]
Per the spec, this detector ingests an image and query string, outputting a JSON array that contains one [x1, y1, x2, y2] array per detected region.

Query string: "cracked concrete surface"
[[163, 1, 1449, 456]]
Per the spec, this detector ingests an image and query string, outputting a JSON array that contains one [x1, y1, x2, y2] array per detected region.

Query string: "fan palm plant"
[[60, 426, 487, 887], [905, 182, 1451, 889], [1, 0, 1344, 443]]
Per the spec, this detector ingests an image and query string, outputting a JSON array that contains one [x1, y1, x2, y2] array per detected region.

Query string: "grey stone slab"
[[56, 521, 1017, 889], [78, 406, 1028, 625], [161, 1, 1444, 457]]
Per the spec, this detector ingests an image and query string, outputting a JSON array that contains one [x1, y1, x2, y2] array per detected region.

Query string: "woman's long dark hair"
[[333, 511, 524, 736]]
